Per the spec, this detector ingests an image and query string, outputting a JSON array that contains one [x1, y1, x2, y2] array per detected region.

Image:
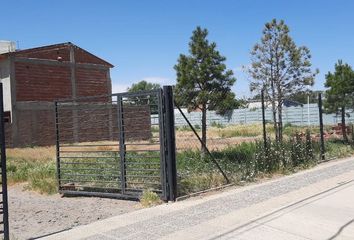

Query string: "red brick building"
[[0, 42, 114, 147]]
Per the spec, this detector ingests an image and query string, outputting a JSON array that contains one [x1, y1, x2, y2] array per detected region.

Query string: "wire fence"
[[172, 92, 354, 197], [55, 89, 177, 200]]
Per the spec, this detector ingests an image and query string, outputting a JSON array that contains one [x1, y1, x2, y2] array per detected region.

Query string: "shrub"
[[176, 125, 191, 131], [26, 162, 57, 194], [211, 121, 225, 128], [254, 134, 316, 173], [140, 190, 162, 207]]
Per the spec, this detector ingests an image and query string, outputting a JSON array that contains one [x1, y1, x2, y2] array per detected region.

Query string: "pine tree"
[[324, 60, 354, 142], [174, 26, 236, 153], [248, 19, 318, 142]]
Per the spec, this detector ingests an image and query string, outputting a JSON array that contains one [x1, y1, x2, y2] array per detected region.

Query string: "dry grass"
[[7, 146, 55, 163], [7, 146, 57, 194], [175, 124, 263, 151], [139, 190, 162, 207], [6, 123, 352, 196]]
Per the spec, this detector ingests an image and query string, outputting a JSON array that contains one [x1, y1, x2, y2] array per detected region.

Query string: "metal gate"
[[0, 83, 9, 240], [55, 86, 177, 201]]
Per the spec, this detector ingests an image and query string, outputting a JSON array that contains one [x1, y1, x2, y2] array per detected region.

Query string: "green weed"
[[140, 190, 162, 207], [211, 121, 225, 128]]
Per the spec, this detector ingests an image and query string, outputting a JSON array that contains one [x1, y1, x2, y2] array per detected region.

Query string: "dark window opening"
[[4, 111, 11, 123]]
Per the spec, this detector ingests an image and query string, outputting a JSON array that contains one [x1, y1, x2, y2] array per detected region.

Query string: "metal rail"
[[55, 88, 176, 200], [0, 83, 9, 240], [174, 103, 230, 184]]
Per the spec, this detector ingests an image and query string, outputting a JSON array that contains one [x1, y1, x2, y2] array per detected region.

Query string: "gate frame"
[[54, 86, 177, 201], [0, 83, 9, 240]]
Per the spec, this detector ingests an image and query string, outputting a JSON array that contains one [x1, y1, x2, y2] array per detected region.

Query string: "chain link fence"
[[173, 92, 354, 198]]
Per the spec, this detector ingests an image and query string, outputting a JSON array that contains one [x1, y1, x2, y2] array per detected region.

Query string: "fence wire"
[[173, 93, 354, 197], [56, 90, 167, 199]]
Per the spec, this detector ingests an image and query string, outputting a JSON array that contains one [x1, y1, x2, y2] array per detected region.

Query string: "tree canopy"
[[174, 26, 237, 151], [247, 19, 318, 141], [324, 60, 354, 111], [127, 80, 161, 113], [324, 60, 354, 141], [174, 27, 237, 113], [127, 80, 160, 92]]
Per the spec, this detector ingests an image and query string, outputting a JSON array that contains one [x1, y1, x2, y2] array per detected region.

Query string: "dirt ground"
[[8, 184, 139, 240]]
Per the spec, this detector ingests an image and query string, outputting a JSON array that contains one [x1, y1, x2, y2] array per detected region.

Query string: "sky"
[[1, 0, 353, 98]]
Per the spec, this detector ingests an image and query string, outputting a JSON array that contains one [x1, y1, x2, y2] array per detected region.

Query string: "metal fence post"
[[55, 102, 61, 191], [163, 86, 177, 201], [117, 95, 127, 194], [318, 93, 325, 160], [261, 89, 267, 148], [0, 83, 9, 240]]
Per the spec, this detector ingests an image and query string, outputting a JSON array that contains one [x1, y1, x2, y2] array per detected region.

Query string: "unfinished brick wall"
[[57, 104, 152, 144], [76, 67, 110, 97], [6, 42, 115, 147], [4, 122, 12, 147], [15, 47, 70, 61], [6, 103, 152, 147], [15, 62, 72, 101], [14, 43, 111, 66], [15, 62, 110, 102]]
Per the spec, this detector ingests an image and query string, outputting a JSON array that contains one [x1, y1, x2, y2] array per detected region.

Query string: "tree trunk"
[[201, 105, 207, 155], [278, 103, 283, 142], [272, 106, 278, 142], [341, 106, 348, 142], [270, 83, 279, 142]]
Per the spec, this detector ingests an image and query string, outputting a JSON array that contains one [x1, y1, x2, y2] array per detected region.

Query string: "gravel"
[[8, 185, 139, 240]]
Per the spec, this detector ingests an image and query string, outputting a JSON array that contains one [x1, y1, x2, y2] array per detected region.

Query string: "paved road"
[[44, 157, 354, 240]]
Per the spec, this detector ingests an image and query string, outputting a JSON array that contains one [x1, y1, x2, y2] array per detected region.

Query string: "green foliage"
[[249, 18, 317, 95], [324, 60, 354, 141], [217, 124, 274, 138], [127, 80, 161, 114], [219, 129, 259, 138], [210, 121, 225, 128], [290, 132, 314, 168], [7, 155, 58, 194], [174, 27, 236, 112], [26, 163, 57, 194], [255, 135, 318, 174], [174, 26, 237, 151], [151, 126, 160, 133], [140, 190, 162, 207], [324, 60, 354, 112], [283, 122, 293, 128], [128, 80, 160, 92], [176, 125, 192, 131], [288, 90, 321, 104], [248, 19, 318, 141], [177, 136, 328, 196], [213, 143, 258, 180]]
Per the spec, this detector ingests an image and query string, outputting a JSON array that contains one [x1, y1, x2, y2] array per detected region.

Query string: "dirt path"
[[8, 184, 139, 240]]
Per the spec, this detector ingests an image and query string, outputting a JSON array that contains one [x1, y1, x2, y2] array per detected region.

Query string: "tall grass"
[[216, 124, 272, 138], [7, 146, 58, 194], [5, 130, 354, 196], [176, 133, 354, 196]]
